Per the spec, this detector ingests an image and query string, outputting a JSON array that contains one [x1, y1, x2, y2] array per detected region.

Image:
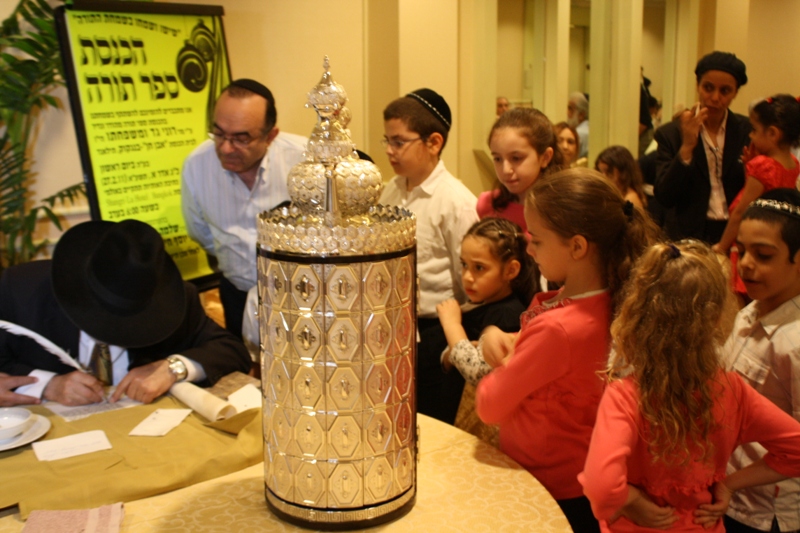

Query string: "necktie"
[[90, 342, 113, 386]]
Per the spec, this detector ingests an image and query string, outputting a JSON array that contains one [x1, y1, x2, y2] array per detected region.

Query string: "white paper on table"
[[129, 408, 191, 437], [170, 382, 262, 421], [32, 430, 112, 461], [169, 382, 236, 421], [45, 395, 141, 422], [227, 384, 261, 413]]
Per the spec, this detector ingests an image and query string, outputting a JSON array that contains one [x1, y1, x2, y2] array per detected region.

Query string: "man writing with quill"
[[0, 219, 251, 406]]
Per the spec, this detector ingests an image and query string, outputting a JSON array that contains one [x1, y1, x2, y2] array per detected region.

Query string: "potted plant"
[[0, 0, 84, 273]]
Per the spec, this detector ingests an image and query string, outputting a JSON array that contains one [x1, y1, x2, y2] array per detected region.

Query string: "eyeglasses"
[[208, 131, 261, 149], [380, 136, 422, 150]]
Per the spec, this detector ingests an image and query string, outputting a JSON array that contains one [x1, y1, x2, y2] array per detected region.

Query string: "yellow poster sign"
[[57, 4, 230, 282]]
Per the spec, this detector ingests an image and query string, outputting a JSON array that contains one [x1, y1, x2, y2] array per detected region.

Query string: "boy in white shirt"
[[722, 188, 800, 533], [379, 88, 478, 423]]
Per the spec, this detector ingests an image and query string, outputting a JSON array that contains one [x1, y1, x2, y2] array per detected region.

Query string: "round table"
[[0, 414, 572, 532]]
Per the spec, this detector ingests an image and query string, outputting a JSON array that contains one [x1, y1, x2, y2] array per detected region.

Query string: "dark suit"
[[0, 260, 251, 385], [654, 111, 751, 242]]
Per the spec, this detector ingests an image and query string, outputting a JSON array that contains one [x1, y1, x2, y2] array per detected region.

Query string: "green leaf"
[[0, 0, 66, 270], [42, 183, 86, 207], [12, 39, 42, 57], [24, 1, 47, 21], [41, 94, 57, 107]]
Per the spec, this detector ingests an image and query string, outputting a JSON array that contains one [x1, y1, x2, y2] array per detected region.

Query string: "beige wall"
[[740, 0, 800, 114], [641, 2, 665, 101], [365, 0, 400, 181], [497, 0, 525, 105], [14, 0, 800, 248], [568, 5, 590, 100], [172, 0, 368, 148]]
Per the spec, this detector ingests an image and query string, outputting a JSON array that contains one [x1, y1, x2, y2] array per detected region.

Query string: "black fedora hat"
[[52, 219, 186, 348]]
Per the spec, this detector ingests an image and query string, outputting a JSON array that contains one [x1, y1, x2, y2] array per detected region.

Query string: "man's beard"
[[567, 115, 580, 128]]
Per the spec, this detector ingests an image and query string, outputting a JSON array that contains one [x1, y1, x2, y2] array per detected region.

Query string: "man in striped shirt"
[[182, 79, 306, 338]]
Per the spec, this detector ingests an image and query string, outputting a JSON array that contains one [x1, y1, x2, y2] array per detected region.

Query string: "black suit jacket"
[[0, 260, 251, 385], [654, 111, 751, 241]]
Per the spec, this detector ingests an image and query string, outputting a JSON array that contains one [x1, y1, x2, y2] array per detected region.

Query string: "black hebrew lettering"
[[120, 75, 135, 100], [80, 37, 95, 65], [119, 38, 133, 65], [79, 36, 147, 66], [131, 38, 146, 64], [85, 74, 101, 102], [100, 75, 114, 101], [165, 74, 179, 98], [95, 37, 112, 66]]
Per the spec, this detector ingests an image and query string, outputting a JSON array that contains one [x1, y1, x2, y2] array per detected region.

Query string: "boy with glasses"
[[181, 79, 306, 339], [379, 89, 478, 423]]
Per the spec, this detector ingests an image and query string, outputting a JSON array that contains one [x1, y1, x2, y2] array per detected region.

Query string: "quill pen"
[[0, 320, 85, 372]]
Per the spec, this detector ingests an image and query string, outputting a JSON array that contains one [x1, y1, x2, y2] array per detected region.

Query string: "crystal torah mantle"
[[257, 58, 417, 529]]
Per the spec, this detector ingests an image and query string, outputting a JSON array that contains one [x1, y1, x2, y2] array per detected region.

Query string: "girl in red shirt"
[[713, 94, 800, 299], [580, 241, 800, 532], [477, 169, 660, 533]]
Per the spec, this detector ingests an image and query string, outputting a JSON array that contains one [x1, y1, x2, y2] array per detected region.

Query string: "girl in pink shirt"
[[580, 241, 800, 532], [478, 108, 564, 231], [476, 169, 660, 533]]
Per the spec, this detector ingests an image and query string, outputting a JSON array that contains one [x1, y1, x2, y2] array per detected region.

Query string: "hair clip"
[[622, 200, 634, 220], [667, 243, 681, 259], [752, 198, 800, 220], [766, 96, 774, 105], [796, 95, 800, 103]]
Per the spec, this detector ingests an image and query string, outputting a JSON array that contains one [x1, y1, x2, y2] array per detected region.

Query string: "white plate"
[[0, 414, 51, 452]]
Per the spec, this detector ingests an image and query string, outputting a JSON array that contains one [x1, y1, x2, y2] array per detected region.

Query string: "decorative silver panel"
[[258, 58, 417, 529]]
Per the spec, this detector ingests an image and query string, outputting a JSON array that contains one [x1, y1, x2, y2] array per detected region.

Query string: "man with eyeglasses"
[[182, 79, 306, 339]]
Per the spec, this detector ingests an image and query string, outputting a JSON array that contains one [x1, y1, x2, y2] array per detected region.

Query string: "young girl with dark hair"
[[713, 94, 800, 298], [595, 145, 648, 210], [435, 217, 535, 428], [477, 108, 564, 231]]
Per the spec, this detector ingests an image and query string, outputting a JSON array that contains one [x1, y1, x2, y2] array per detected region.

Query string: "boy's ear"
[[426, 132, 444, 156], [504, 259, 521, 281], [569, 234, 589, 259]]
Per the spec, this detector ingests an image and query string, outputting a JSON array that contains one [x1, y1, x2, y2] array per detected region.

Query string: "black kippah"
[[406, 88, 451, 131], [227, 78, 275, 102], [355, 149, 374, 163], [695, 51, 748, 87]]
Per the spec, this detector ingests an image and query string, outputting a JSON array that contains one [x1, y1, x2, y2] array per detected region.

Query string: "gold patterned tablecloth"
[[0, 414, 571, 532], [0, 395, 261, 519]]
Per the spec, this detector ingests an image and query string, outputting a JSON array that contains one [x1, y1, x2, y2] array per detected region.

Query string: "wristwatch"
[[166, 356, 188, 382]]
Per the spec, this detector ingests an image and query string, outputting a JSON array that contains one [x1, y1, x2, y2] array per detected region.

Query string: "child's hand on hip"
[[694, 481, 734, 529]]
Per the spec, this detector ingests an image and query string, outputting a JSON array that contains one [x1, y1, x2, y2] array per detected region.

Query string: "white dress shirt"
[[379, 160, 478, 318], [723, 296, 800, 532], [700, 110, 729, 220], [576, 119, 590, 159], [181, 133, 307, 291]]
